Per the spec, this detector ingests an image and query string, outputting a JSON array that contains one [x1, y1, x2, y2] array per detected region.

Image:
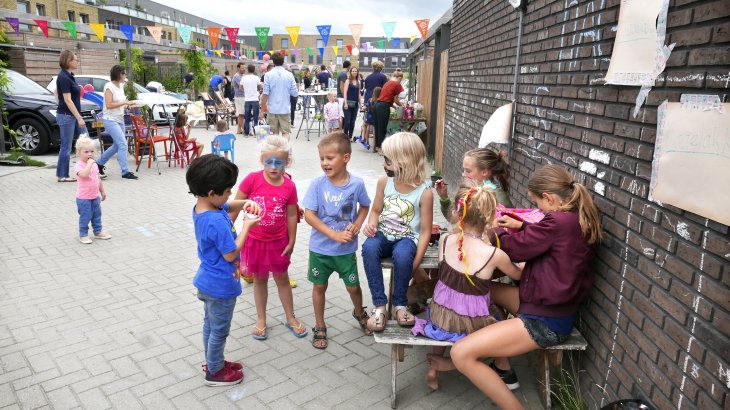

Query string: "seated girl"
[[174, 113, 204, 159], [411, 181, 523, 390]]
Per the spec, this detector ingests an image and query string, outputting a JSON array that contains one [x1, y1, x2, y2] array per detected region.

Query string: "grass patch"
[[5, 151, 46, 167], [551, 354, 587, 410]]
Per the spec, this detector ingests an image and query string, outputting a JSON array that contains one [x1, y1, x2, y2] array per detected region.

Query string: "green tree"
[[0, 31, 14, 69], [179, 42, 218, 98], [119, 48, 144, 100]]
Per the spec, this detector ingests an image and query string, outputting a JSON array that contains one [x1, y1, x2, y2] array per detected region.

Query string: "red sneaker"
[[224, 361, 243, 371], [203, 366, 243, 386]]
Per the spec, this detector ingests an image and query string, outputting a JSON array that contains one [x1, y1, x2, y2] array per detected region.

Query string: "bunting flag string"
[[90, 23, 105, 42], [6, 18, 20, 36], [381, 21, 396, 41], [393, 38, 400, 49], [177, 26, 191, 44], [61, 22, 77, 39], [285, 26, 300, 47], [332, 46, 338, 55], [119, 25, 134, 42], [414, 19, 429, 39], [348, 24, 363, 47], [255, 27, 270, 50], [206, 27, 221, 49], [224, 27, 239, 49], [316, 25, 331, 47], [147, 26, 162, 44], [346, 45, 353, 55], [33, 20, 49, 38]]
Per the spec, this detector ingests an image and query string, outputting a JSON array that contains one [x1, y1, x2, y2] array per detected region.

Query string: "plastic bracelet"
[[439, 197, 450, 203]]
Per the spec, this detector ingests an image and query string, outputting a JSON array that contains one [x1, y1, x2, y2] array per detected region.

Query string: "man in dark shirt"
[[184, 71, 194, 101], [316, 65, 331, 88], [336, 60, 351, 129], [363, 60, 388, 104]]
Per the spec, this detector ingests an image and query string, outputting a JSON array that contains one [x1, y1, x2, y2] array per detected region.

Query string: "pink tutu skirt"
[[240, 236, 291, 279]]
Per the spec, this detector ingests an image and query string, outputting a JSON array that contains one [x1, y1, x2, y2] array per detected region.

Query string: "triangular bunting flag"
[[348, 24, 363, 47], [316, 25, 331, 47], [61, 22, 76, 39], [285, 26, 300, 47], [306, 48, 312, 56], [297, 64, 302, 70], [281, 50, 286, 57], [308, 65, 313, 72], [5, 18, 20, 36], [206, 28, 221, 49], [249, 50, 253, 59], [255, 27, 270, 50], [362, 43, 368, 53], [119, 25, 134, 42], [332, 46, 338, 55], [225, 50, 231, 58], [381, 22, 396, 41], [147, 26, 162, 43], [346, 45, 353, 55], [330, 64, 335, 72], [177, 27, 192, 44], [235, 50, 239, 58], [215, 49, 221, 57], [90, 24, 105, 42], [199, 50, 205, 56], [33, 20, 49, 38], [224, 28, 238, 49], [414, 19, 430, 39], [269, 50, 275, 56], [293, 49, 299, 58], [257, 51, 263, 60], [377, 40, 384, 50], [286, 64, 291, 69], [393, 38, 400, 49], [318, 48, 324, 57]]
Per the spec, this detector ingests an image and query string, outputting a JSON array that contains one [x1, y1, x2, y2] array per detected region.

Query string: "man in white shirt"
[[232, 63, 246, 134], [240, 64, 263, 136]]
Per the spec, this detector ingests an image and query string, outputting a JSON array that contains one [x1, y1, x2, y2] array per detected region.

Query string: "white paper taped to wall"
[[478, 103, 512, 148], [650, 96, 730, 226]]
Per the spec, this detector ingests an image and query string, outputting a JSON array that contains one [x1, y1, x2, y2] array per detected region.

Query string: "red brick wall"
[[444, 0, 730, 408]]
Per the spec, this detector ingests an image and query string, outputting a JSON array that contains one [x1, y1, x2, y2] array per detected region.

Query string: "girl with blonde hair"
[[362, 132, 433, 330]]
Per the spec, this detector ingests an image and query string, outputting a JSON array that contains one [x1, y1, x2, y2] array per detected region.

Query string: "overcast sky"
[[158, 0, 451, 38]]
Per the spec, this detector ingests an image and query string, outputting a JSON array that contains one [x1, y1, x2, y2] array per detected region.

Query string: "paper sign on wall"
[[478, 103, 513, 148], [650, 96, 730, 226]]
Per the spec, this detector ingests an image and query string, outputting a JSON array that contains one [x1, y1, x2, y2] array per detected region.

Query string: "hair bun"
[[497, 150, 507, 159]]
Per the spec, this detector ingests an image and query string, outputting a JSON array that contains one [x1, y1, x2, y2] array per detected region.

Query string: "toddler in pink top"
[[323, 91, 340, 133], [74, 135, 111, 244], [230, 135, 308, 341]]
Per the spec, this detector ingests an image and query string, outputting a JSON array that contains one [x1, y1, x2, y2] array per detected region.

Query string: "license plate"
[[93, 121, 104, 128]]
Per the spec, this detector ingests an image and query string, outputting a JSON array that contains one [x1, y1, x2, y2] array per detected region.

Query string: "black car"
[[2, 69, 99, 155]]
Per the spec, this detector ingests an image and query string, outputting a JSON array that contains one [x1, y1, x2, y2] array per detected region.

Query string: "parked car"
[[2, 70, 99, 155], [46, 75, 188, 123]]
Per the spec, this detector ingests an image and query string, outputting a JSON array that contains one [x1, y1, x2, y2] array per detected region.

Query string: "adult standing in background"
[[208, 74, 224, 103], [96, 65, 138, 180], [241, 64, 262, 136], [184, 71, 195, 101], [363, 60, 388, 106], [223, 70, 233, 101], [342, 66, 361, 142], [232, 63, 247, 134], [373, 68, 405, 154], [337, 60, 351, 130], [54, 50, 84, 182], [303, 67, 312, 90], [316, 65, 331, 88], [287, 66, 300, 127], [259, 52, 298, 139]]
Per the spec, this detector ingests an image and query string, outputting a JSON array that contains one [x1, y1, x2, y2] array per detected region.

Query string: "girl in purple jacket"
[[427, 165, 603, 410]]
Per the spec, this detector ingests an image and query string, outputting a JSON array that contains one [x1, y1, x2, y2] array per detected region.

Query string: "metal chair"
[[93, 112, 114, 154], [130, 115, 171, 175]]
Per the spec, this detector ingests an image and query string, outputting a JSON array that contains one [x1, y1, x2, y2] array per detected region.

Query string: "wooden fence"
[[434, 50, 448, 172], [416, 57, 433, 148]]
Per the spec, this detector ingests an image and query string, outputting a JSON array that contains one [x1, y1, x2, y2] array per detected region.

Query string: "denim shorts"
[[520, 316, 570, 349]]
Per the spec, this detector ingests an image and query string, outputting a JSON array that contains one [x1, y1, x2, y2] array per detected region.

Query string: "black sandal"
[[312, 327, 327, 349], [353, 307, 373, 336]]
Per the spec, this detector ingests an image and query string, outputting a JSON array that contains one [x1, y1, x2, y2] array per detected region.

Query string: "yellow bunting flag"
[[285, 26, 300, 47], [90, 24, 105, 42], [332, 46, 338, 55], [411, 35, 418, 43], [215, 49, 221, 57]]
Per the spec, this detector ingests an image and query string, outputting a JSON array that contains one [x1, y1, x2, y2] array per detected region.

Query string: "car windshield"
[[132, 83, 149, 93], [4, 71, 53, 95]]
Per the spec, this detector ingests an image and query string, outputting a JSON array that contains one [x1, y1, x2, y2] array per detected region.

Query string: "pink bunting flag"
[[286, 63, 291, 69], [235, 50, 240, 58], [308, 65, 313, 72], [34, 20, 49, 38], [362, 43, 368, 53], [147, 26, 162, 43], [224, 27, 239, 50], [330, 64, 335, 72], [297, 64, 302, 70]]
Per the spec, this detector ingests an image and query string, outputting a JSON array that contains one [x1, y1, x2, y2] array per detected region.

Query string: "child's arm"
[[305, 209, 353, 243], [222, 213, 259, 262], [77, 159, 95, 179], [363, 176, 387, 237], [282, 204, 298, 257], [228, 199, 260, 216], [228, 191, 248, 223], [345, 204, 371, 236], [488, 248, 524, 281], [411, 188, 434, 273], [99, 179, 106, 201]]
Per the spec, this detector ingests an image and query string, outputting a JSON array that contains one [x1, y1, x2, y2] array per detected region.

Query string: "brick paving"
[[0, 116, 543, 409]]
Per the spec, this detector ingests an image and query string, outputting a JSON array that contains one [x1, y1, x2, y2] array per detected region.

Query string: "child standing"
[[175, 113, 205, 159], [410, 182, 523, 390], [433, 165, 603, 410], [231, 136, 307, 340], [187, 154, 261, 386], [362, 132, 433, 330], [74, 135, 111, 244], [360, 87, 381, 150], [303, 132, 372, 349], [323, 91, 340, 133]]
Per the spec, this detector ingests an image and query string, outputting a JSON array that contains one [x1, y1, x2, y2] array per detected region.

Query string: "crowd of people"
[[52, 49, 600, 410]]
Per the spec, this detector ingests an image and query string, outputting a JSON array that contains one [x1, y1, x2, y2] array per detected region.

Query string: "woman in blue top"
[[54, 50, 84, 182], [342, 67, 362, 142]]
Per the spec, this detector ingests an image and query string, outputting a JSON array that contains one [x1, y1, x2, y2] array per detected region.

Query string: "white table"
[[296, 91, 330, 141]]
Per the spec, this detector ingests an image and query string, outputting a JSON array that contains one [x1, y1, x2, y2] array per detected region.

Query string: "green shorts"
[[308, 251, 360, 287]]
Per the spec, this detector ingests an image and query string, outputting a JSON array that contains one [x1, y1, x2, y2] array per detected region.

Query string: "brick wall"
[[1, 0, 98, 38], [443, 0, 730, 408]]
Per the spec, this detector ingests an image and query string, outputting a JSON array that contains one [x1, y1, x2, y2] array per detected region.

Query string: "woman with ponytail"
[[428, 165, 603, 410]]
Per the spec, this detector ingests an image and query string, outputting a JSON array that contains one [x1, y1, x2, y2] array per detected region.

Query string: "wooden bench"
[[373, 246, 588, 409]]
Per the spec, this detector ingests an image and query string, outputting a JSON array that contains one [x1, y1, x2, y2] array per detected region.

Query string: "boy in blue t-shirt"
[[187, 155, 261, 386], [303, 132, 372, 349]]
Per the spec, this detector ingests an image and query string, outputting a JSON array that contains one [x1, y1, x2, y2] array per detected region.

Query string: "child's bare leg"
[[425, 346, 447, 390], [252, 276, 268, 337], [489, 283, 521, 371], [312, 283, 328, 347], [274, 273, 306, 334], [346, 285, 371, 335]]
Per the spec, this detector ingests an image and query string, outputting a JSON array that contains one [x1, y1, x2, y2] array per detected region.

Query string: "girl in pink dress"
[[230, 136, 307, 341]]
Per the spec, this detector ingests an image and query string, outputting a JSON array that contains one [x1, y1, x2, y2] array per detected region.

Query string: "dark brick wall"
[[444, 0, 730, 408]]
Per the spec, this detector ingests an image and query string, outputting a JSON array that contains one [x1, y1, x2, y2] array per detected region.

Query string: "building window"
[[105, 19, 114, 28], [372, 56, 378, 63], [316, 55, 323, 65], [336, 39, 343, 48], [67, 10, 75, 21], [16, 1, 30, 31], [346, 56, 351, 62], [336, 56, 342, 65], [363, 57, 368, 66], [80, 14, 89, 23], [36, 4, 45, 16], [401, 57, 406, 66], [308, 55, 313, 64], [391, 57, 398, 66], [281, 38, 288, 49], [290, 54, 295, 63], [316, 39, 323, 48]]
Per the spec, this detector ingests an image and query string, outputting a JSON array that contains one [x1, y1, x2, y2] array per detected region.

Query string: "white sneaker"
[[79, 236, 92, 244], [94, 232, 112, 240]]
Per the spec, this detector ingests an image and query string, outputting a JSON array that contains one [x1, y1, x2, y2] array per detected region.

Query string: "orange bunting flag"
[[414, 19, 430, 39], [147, 26, 162, 43], [206, 27, 221, 49]]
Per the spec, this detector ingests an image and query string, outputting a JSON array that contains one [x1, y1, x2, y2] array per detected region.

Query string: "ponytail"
[[450, 181, 498, 231], [465, 148, 511, 193], [527, 165, 604, 244]]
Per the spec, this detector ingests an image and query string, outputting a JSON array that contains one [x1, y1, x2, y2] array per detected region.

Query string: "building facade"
[[1, 0, 98, 38]]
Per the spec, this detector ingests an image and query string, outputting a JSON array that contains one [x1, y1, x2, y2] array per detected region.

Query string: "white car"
[[46, 75, 188, 122]]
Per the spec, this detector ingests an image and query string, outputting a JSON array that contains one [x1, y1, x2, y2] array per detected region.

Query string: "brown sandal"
[[353, 307, 373, 336]]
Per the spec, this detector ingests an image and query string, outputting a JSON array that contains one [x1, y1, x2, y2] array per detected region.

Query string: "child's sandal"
[[394, 306, 416, 327], [367, 308, 387, 332], [312, 327, 327, 349], [352, 307, 372, 336]]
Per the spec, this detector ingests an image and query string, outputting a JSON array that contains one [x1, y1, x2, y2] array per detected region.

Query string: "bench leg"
[[391, 344, 398, 408], [387, 268, 394, 319], [538, 349, 551, 410]]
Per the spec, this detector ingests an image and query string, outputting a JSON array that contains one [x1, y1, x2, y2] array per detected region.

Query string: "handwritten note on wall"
[[650, 97, 730, 226]]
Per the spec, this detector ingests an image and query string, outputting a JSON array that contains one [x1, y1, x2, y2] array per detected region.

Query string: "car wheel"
[[13, 117, 49, 155]]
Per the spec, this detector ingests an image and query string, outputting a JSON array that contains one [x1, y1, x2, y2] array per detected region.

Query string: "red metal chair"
[[170, 126, 198, 169], [130, 115, 171, 175]]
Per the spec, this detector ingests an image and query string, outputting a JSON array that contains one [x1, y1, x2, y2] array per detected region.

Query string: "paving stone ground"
[[0, 114, 544, 409]]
